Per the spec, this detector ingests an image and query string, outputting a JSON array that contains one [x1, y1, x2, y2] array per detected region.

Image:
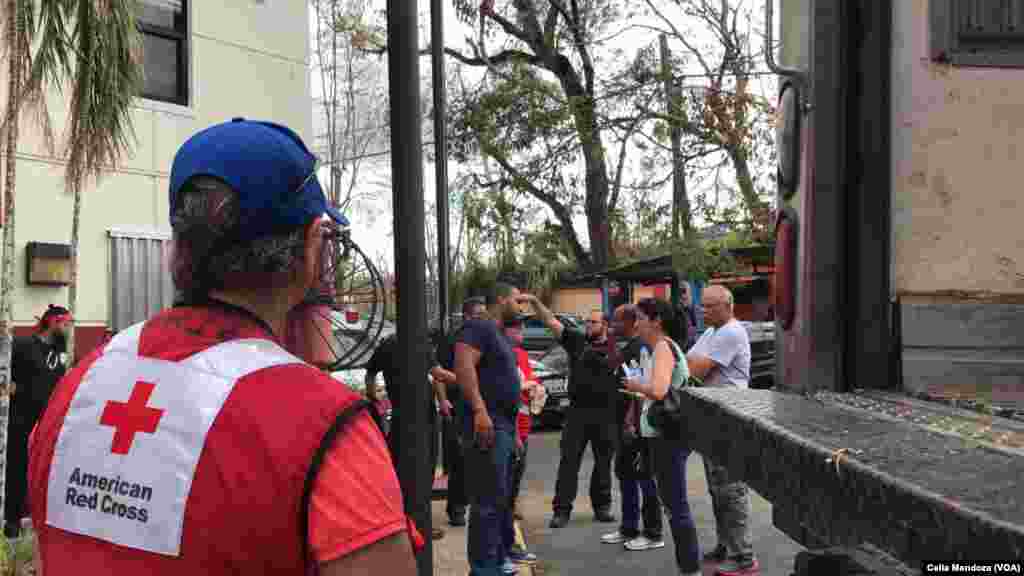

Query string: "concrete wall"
[[0, 1, 313, 342], [892, 1, 1024, 399], [892, 0, 1024, 297]]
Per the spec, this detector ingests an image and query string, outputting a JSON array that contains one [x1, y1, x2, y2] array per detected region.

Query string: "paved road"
[[516, 429, 804, 576]]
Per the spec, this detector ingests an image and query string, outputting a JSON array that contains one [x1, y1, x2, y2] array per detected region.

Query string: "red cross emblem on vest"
[[100, 381, 165, 455]]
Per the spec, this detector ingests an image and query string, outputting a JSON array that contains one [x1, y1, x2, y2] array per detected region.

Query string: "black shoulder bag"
[[646, 339, 696, 440]]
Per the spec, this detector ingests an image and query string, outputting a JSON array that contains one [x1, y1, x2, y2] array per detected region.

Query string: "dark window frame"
[[138, 0, 189, 106], [930, 0, 1024, 67]]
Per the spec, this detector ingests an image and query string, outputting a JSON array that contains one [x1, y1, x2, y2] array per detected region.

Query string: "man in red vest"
[[27, 119, 419, 575]]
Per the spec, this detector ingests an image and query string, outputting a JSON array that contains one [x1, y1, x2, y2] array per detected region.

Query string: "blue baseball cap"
[[169, 118, 348, 240]]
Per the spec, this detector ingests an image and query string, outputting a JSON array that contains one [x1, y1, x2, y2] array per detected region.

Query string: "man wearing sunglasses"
[[27, 119, 418, 575], [518, 297, 619, 529]]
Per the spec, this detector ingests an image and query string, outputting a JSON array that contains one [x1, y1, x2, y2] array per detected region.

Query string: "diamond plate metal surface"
[[680, 387, 1024, 563]]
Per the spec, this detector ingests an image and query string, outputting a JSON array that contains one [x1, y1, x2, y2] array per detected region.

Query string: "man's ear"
[[301, 218, 324, 290]]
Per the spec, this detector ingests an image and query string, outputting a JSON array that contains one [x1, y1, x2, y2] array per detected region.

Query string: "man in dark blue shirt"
[[454, 282, 523, 576]]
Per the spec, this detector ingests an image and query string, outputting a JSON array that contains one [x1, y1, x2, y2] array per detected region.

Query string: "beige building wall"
[[551, 289, 601, 316], [892, 0, 1024, 298], [550, 285, 663, 316], [0, 1, 314, 328]]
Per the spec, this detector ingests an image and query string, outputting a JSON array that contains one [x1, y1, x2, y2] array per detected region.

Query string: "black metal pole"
[[387, 1, 432, 573], [431, 0, 450, 334]]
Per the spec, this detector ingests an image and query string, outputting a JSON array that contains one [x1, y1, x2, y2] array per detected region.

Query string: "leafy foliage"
[[666, 237, 739, 282], [444, 0, 664, 269], [3, 0, 144, 194], [0, 0, 143, 519], [444, 0, 777, 274], [451, 260, 498, 304]]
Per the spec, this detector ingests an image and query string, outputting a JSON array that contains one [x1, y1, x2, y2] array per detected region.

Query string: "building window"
[[138, 0, 188, 105], [108, 229, 175, 332], [931, 0, 1024, 67]]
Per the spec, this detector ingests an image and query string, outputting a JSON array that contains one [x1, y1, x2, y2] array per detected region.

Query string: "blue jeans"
[[652, 439, 701, 573], [503, 437, 528, 553], [465, 427, 515, 576], [617, 437, 662, 539]]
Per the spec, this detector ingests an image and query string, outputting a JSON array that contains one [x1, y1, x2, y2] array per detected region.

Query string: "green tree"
[[1, 0, 142, 515], [447, 0, 650, 270], [445, 0, 775, 271]]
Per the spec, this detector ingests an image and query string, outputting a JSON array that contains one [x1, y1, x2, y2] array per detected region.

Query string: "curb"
[[513, 521, 536, 576]]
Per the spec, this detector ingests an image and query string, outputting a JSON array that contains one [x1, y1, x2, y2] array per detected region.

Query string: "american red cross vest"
[[27, 308, 364, 574]]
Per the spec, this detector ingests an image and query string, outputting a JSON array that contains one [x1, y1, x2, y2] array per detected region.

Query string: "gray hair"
[[170, 176, 305, 300]]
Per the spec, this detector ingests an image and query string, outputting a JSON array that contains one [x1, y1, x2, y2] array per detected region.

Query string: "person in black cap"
[[5, 304, 71, 537], [27, 119, 419, 574]]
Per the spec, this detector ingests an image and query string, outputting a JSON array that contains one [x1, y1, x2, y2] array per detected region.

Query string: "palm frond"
[[1, 0, 41, 140], [15, 0, 143, 193]]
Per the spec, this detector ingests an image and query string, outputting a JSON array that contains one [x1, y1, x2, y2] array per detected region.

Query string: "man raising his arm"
[[518, 296, 618, 529]]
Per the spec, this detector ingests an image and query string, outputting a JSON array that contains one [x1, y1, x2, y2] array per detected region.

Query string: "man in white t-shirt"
[[685, 286, 758, 576], [687, 288, 751, 389]]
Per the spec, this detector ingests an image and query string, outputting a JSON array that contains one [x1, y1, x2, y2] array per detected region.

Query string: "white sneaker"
[[600, 530, 629, 544], [624, 535, 666, 551]]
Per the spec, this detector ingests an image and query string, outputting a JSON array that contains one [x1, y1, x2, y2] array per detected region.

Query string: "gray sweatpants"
[[702, 456, 754, 559]]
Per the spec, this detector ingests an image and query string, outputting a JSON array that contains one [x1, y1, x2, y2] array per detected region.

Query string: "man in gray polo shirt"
[[686, 285, 758, 576]]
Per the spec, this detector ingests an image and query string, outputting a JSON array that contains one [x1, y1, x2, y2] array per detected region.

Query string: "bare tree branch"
[[567, 0, 597, 95], [643, 0, 713, 77], [444, 46, 544, 67], [480, 142, 588, 263]]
